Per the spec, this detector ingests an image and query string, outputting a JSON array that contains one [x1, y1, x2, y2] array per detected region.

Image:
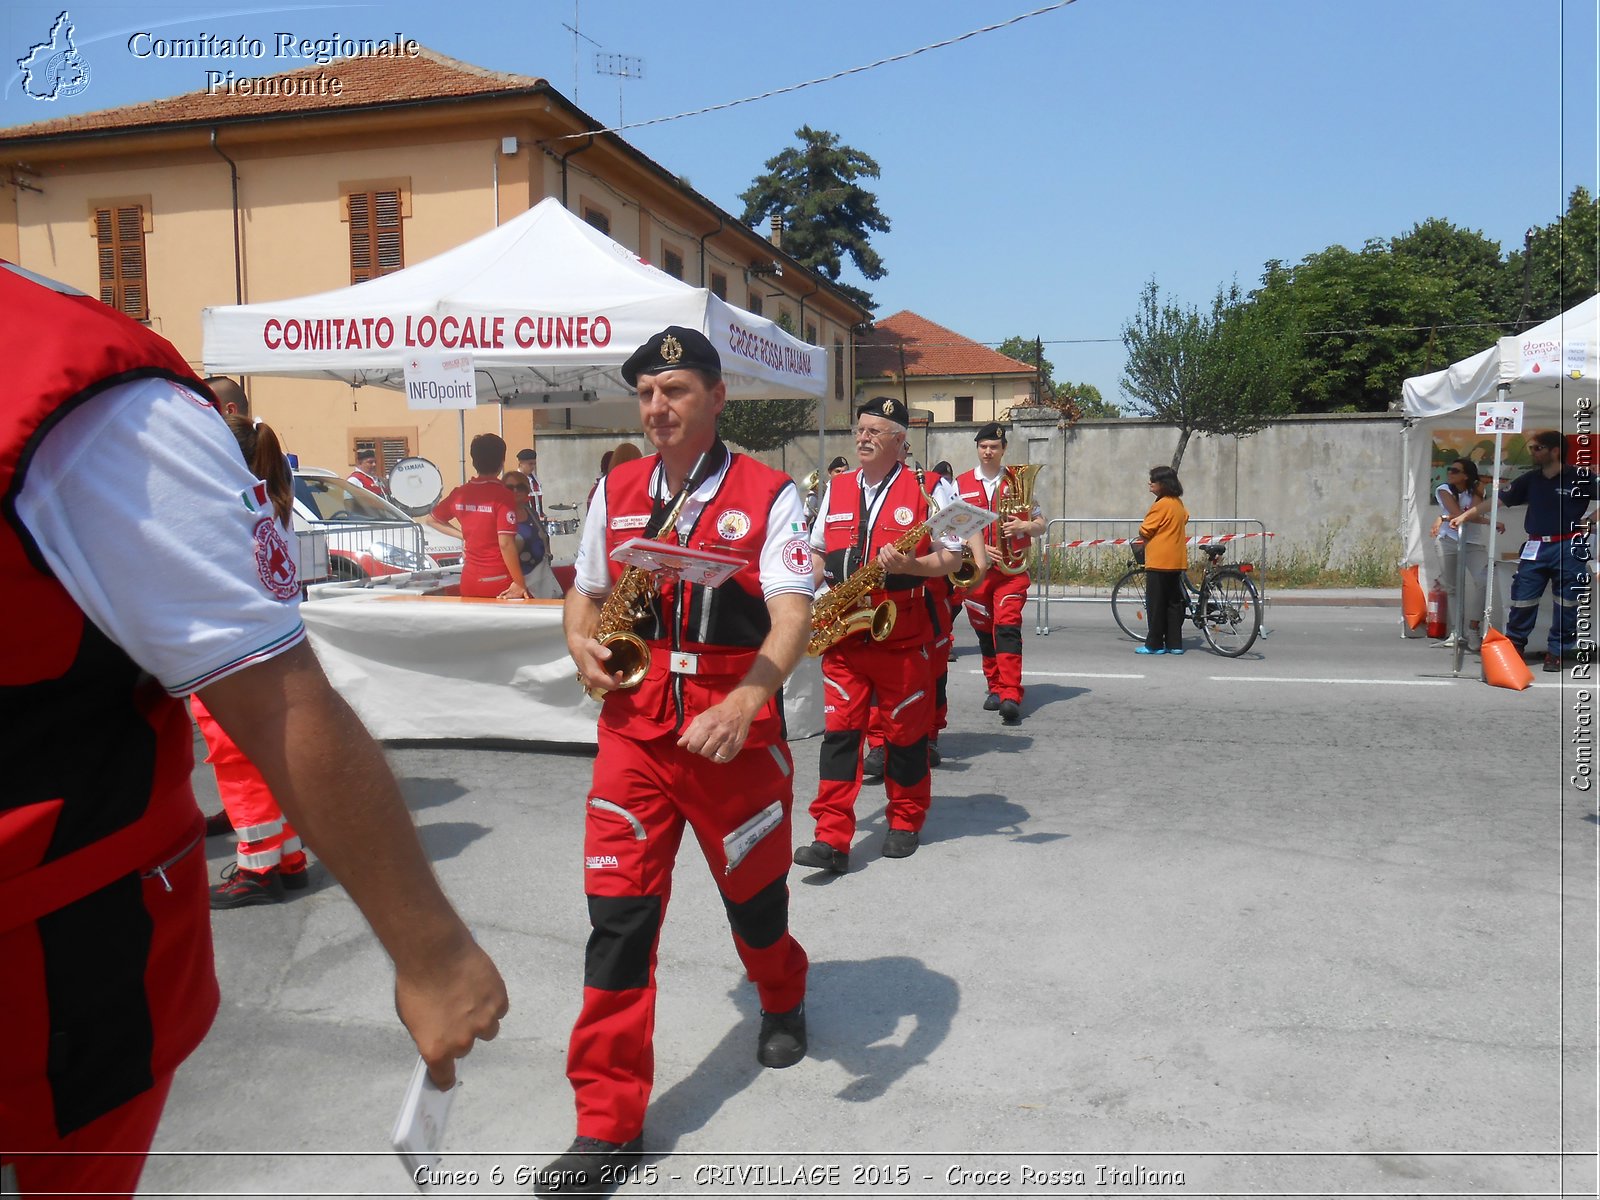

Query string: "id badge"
[[1520, 539, 1541, 561]]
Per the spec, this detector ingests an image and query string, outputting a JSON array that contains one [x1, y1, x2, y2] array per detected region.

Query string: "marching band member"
[[795, 397, 961, 873], [956, 423, 1044, 726], [545, 327, 813, 1196], [346, 446, 387, 497]]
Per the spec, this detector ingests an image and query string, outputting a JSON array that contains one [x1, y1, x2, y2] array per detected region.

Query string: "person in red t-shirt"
[[427, 434, 528, 599]]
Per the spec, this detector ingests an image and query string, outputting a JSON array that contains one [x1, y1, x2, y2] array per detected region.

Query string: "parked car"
[[292, 467, 463, 581]]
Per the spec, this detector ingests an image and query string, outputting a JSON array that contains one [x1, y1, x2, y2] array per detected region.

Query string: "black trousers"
[[1145, 568, 1186, 651]]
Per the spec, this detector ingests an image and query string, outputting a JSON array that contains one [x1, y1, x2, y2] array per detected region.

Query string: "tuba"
[[993, 463, 1042, 575], [947, 544, 983, 589]]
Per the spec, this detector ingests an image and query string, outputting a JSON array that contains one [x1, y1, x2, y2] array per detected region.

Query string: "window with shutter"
[[349, 188, 405, 284], [710, 271, 727, 300], [350, 429, 416, 476], [662, 245, 684, 280], [94, 203, 148, 319]]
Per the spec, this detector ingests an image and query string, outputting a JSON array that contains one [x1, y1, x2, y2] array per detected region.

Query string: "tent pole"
[[1482, 381, 1510, 652]]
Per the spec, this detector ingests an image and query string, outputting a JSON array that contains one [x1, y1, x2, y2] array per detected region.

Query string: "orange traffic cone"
[[1480, 626, 1534, 691], [1401, 564, 1426, 630]]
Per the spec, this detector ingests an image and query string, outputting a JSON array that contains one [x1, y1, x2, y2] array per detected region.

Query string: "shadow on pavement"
[[397, 775, 468, 812], [414, 819, 491, 862], [646, 956, 958, 1147]]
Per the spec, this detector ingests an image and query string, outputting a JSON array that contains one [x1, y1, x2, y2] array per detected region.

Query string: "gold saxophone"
[[808, 481, 943, 656], [583, 457, 704, 700], [993, 463, 1043, 575]]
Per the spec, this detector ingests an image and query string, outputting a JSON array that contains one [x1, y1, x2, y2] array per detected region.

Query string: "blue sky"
[[4, 0, 1595, 404]]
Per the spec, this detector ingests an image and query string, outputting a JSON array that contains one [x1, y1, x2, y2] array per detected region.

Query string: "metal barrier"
[[1033, 516, 1273, 635], [295, 519, 428, 585]]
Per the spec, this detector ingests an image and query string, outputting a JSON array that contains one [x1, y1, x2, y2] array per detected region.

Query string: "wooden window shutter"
[[349, 189, 404, 284], [96, 204, 148, 319]]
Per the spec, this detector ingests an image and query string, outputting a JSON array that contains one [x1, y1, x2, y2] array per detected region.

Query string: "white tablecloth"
[[300, 590, 823, 744]]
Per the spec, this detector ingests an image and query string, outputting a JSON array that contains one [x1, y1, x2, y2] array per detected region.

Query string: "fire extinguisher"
[[1426, 577, 1448, 639]]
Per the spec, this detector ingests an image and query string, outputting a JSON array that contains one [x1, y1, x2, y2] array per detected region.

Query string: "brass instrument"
[[993, 463, 1043, 575], [583, 455, 704, 700], [947, 544, 983, 589], [801, 469, 820, 494], [809, 505, 947, 656]]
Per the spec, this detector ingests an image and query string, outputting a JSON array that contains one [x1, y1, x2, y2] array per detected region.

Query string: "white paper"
[[610, 537, 746, 587], [391, 1056, 457, 1191], [928, 498, 999, 542]]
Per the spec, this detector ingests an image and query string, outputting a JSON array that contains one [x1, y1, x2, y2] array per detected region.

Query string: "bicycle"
[[1110, 544, 1264, 657]]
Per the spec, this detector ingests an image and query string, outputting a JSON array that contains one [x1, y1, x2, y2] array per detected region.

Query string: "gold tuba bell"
[[947, 544, 983, 589], [801, 469, 820, 494], [993, 463, 1042, 575]]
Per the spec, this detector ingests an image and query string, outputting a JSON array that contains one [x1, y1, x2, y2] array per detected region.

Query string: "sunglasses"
[[1446, 466, 1465, 474]]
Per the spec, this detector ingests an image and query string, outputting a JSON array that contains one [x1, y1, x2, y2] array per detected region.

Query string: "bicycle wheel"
[[1110, 567, 1149, 643], [1197, 568, 1262, 657]]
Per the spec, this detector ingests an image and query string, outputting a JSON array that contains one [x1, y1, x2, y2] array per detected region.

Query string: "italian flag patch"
[[240, 480, 270, 513]]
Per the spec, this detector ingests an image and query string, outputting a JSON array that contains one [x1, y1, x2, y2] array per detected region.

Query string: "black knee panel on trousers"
[[995, 624, 1023, 657], [975, 629, 996, 659], [722, 875, 789, 949], [935, 667, 948, 710], [886, 736, 930, 787], [819, 729, 863, 781], [583, 894, 662, 991]]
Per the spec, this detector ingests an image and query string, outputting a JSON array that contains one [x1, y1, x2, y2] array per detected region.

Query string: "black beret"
[[621, 325, 721, 387], [974, 421, 1008, 443], [859, 395, 909, 428], [827, 455, 850, 471]]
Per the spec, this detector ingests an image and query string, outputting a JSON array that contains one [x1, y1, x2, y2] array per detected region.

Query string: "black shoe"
[[998, 699, 1021, 725], [982, 692, 1001, 711], [927, 743, 942, 768], [1543, 655, 1564, 673], [757, 1002, 807, 1068], [793, 840, 848, 874], [533, 1135, 643, 1199], [203, 810, 234, 837], [279, 867, 310, 891], [861, 745, 885, 778], [882, 829, 919, 858], [210, 863, 284, 909]]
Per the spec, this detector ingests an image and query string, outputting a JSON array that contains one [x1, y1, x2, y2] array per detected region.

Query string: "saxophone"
[[808, 482, 942, 656], [583, 454, 705, 700]]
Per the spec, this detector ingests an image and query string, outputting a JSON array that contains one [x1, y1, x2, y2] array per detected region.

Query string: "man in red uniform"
[[956, 422, 1044, 726], [427, 433, 528, 599], [346, 446, 387, 497], [0, 261, 507, 1197], [794, 397, 962, 874], [547, 326, 812, 1196]]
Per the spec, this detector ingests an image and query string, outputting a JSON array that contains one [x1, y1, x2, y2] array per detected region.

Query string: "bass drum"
[[387, 456, 444, 516]]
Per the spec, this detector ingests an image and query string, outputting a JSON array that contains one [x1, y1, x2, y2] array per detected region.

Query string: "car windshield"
[[294, 475, 408, 523]]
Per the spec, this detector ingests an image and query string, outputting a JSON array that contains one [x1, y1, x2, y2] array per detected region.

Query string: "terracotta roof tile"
[[857, 310, 1034, 380], [0, 47, 545, 139]]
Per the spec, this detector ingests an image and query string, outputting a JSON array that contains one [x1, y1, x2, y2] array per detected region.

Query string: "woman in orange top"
[[1136, 465, 1190, 655]]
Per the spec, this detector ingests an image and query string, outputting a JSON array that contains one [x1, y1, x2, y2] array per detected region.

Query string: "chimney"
[[769, 214, 782, 248]]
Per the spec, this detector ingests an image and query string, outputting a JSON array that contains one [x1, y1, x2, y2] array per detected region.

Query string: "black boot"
[[757, 1002, 807, 1068], [532, 1135, 643, 1198]]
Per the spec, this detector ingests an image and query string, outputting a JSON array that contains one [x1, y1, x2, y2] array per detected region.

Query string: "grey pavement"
[[147, 598, 1597, 1198]]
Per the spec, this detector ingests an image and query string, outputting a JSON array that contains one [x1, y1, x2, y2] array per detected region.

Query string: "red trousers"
[[1, 832, 216, 1198], [812, 638, 934, 851], [190, 697, 303, 871], [567, 731, 807, 1144], [963, 570, 1030, 703], [868, 614, 952, 748]]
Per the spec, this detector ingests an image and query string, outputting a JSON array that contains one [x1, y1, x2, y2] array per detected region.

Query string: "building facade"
[[0, 48, 868, 482], [855, 310, 1036, 426]]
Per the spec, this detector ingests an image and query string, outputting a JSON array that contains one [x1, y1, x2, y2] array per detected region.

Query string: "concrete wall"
[[528, 411, 1405, 569]]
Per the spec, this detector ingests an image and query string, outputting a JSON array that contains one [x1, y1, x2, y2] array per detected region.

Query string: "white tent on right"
[[1399, 296, 1599, 596]]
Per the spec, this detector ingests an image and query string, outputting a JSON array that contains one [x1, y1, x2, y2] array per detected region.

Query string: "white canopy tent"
[[201, 196, 828, 428], [1399, 295, 1598, 579]]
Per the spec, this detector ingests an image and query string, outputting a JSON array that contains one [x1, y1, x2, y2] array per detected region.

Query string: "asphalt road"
[[147, 601, 1597, 1198]]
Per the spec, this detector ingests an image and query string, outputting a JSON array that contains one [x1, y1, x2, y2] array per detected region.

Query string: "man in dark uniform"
[[1455, 429, 1595, 672], [548, 326, 813, 1195], [795, 397, 961, 873]]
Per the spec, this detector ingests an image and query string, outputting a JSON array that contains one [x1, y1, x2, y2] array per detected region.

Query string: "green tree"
[[1255, 222, 1509, 412], [995, 335, 1123, 417], [1119, 279, 1296, 470], [1513, 185, 1599, 322], [739, 126, 890, 310]]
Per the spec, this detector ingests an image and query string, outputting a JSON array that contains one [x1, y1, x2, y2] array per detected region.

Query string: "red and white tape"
[[1048, 531, 1276, 550]]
